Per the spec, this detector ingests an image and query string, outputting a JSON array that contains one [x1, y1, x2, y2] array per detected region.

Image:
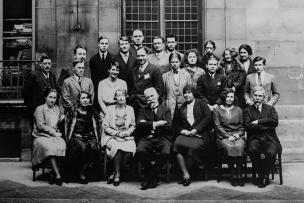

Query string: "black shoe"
[[182, 178, 191, 186], [80, 177, 88, 185], [178, 178, 183, 184], [107, 174, 114, 184], [49, 175, 55, 185], [258, 178, 267, 188], [113, 176, 120, 187], [238, 178, 245, 187], [150, 178, 158, 188], [140, 181, 150, 190], [55, 178, 63, 186], [231, 178, 238, 187]]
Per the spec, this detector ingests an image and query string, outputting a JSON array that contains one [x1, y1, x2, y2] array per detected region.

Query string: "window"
[[122, 0, 202, 53], [0, 0, 36, 101]]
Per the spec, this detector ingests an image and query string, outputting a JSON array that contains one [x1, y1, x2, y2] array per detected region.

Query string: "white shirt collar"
[[99, 51, 108, 59]]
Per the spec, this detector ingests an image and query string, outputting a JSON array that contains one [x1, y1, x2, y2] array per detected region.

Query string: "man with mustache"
[[23, 55, 58, 115]]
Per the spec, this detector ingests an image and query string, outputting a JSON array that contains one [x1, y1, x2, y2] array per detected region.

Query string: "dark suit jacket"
[[129, 63, 164, 108], [136, 105, 173, 142], [22, 70, 57, 114], [129, 45, 153, 57], [113, 52, 137, 87], [176, 99, 212, 141], [89, 52, 114, 89], [243, 103, 282, 153], [196, 73, 227, 105]]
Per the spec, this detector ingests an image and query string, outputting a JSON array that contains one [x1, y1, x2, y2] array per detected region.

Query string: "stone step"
[[277, 119, 304, 162], [276, 105, 304, 120]]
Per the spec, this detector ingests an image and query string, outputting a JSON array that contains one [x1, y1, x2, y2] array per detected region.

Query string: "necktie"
[[78, 77, 82, 88], [255, 104, 261, 112], [173, 70, 178, 74], [152, 107, 157, 120], [102, 53, 105, 61], [257, 73, 262, 86]]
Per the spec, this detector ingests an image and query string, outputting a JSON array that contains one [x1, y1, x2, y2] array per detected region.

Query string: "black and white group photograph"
[[0, 0, 304, 202]]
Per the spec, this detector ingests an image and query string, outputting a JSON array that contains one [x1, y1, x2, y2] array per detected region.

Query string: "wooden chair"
[[251, 152, 283, 185], [216, 147, 247, 182], [137, 158, 171, 183]]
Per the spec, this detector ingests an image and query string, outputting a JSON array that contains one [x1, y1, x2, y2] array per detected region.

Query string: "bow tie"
[[173, 70, 178, 74]]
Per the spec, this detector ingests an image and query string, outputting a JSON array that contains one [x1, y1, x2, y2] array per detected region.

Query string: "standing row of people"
[[23, 29, 281, 189]]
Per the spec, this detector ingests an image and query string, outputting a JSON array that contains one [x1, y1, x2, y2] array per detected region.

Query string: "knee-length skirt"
[[32, 136, 66, 166], [217, 138, 245, 157], [173, 135, 210, 164], [102, 135, 136, 159]]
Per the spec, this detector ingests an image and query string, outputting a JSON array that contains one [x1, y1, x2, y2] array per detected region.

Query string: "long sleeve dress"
[[32, 104, 66, 166], [101, 105, 136, 159], [213, 105, 245, 157]]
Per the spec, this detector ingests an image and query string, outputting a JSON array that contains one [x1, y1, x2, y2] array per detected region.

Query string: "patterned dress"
[[101, 105, 136, 159], [32, 104, 66, 166]]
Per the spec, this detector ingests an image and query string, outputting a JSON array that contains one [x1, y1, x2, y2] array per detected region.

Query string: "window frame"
[[121, 0, 204, 53]]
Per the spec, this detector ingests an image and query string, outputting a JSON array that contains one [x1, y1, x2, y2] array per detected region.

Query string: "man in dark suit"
[[136, 87, 172, 190], [165, 33, 184, 60], [61, 59, 94, 112], [23, 55, 57, 115], [57, 45, 88, 91], [196, 56, 226, 111], [113, 36, 137, 88], [128, 47, 164, 117], [89, 36, 114, 110], [129, 29, 153, 57], [244, 86, 282, 188]]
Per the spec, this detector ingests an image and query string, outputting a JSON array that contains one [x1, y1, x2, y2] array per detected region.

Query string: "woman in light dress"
[[32, 88, 66, 186], [101, 89, 136, 186]]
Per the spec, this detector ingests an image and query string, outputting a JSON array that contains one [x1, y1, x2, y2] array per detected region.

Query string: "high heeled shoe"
[[182, 177, 191, 186], [107, 174, 115, 184], [113, 176, 120, 186], [55, 178, 63, 186], [79, 177, 88, 184]]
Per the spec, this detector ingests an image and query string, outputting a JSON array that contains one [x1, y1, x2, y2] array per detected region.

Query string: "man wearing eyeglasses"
[[23, 55, 58, 115], [148, 36, 171, 74]]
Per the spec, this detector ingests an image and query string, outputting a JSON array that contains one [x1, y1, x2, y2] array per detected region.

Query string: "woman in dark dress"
[[213, 88, 246, 186], [219, 48, 246, 108], [173, 85, 212, 186], [66, 91, 101, 184]]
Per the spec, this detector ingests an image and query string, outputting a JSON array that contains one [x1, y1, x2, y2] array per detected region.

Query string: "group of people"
[[23, 29, 282, 190]]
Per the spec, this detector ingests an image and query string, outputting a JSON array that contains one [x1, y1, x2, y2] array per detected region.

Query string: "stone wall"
[[205, 0, 304, 104], [36, 0, 121, 77]]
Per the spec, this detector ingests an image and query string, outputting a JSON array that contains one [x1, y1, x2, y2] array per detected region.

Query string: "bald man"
[[136, 87, 172, 190]]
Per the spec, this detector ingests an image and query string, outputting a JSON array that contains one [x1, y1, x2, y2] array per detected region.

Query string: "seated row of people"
[[32, 85, 281, 190]]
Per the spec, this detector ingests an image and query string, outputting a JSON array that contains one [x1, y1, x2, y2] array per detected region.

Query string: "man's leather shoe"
[[150, 178, 158, 188], [258, 178, 267, 188], [140, 181, 150, 190]]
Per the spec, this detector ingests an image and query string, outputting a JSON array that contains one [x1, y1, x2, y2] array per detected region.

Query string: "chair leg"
[[103, 151, 107, 180], [33, 170, 36, 181], [165, 160, 170, 183], [217, 155, 222, 183], [279, 153, 283, 185], [204, 167, 209, 181], [138, 161, 142, 181], [244, 156, 248, 181]]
